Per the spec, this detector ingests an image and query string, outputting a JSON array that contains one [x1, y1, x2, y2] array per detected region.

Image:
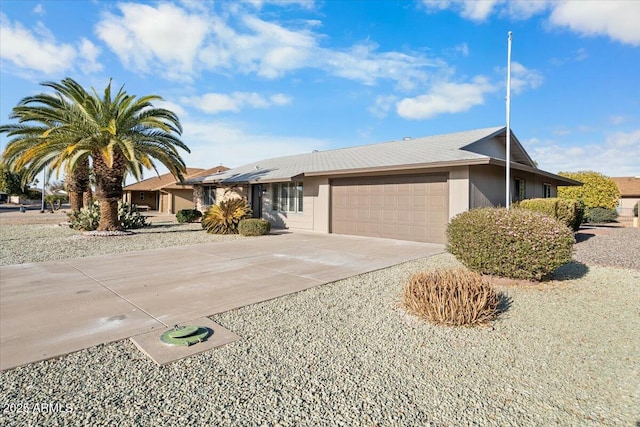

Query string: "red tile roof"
[[611, 177, 640, 197]]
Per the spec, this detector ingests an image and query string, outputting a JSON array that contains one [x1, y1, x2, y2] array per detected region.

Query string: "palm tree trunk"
[[83, 186, 93, 207], [65, 157, 91, 213], [93, 152, 125, 231], [68, 192, 82, 212]]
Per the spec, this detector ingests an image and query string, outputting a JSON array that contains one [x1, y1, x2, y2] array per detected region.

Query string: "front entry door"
[[250, 184, 262, 218]]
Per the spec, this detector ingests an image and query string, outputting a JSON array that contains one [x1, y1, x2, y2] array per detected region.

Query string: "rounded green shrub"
[[518, 197, 583, 231], [238, 218, 271, 236], [176, 209, 202, 223], [634, 202, 638, 217], [585, 207, 618, 223], [446, 208, 575, 281]]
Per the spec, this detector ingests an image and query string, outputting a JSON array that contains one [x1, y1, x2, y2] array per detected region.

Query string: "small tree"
[[557, 171, 620, 210], [0, 163, 27, 195]]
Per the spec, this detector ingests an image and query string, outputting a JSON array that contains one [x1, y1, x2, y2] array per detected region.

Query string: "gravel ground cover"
[[0, 222, 242, 265], [1, 218, 639, 425], [574, 226, 640, 270]]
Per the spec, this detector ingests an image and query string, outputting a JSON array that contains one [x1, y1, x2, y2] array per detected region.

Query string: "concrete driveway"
[[0, 232, 443, 370]]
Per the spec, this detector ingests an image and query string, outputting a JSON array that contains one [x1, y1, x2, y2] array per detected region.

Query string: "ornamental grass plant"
[[402, 268, 500, 327]]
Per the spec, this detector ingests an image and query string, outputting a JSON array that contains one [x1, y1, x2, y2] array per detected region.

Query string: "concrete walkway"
[[0, 232, 443, 370]]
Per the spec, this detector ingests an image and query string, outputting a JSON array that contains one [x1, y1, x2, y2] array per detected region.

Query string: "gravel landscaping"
[[1, 213, 639, 425], [0, 221, 243, 266]]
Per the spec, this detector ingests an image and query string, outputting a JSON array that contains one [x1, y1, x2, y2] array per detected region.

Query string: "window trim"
[[272, 182, 303, 213], [203, 185, 216, 206]]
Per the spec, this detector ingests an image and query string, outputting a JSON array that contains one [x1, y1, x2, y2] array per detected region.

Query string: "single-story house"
[[611, 176, 640, 218], [188, 126, 580, 244], [123, 166, 228, 213]]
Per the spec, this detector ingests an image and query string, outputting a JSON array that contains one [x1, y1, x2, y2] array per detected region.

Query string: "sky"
[[1, 0, 639, 181]]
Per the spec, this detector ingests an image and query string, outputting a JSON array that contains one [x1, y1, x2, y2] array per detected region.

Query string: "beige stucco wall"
[[192, 184, 248, 213], [469, 165, 559, 208], [448, 166, 469, 220]]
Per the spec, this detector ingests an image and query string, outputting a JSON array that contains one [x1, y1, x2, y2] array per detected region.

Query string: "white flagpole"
[[506, 31, 512, 209]]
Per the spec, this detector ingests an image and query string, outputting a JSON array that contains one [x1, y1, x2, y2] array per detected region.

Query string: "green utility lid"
[[160, 325, 212, 347]]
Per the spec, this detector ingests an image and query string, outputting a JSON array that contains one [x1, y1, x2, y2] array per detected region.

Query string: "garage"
[[330, 174, 449, 243], [172, 189, 195, 213]]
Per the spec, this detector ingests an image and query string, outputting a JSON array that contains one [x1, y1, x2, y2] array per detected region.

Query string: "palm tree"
[[1, 77, 189, 230]]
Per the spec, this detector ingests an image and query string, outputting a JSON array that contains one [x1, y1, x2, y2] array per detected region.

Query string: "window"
[[139, 192, 145, 201], [203, 186, 216, 206], [543, 183, 552, 198], [272, 182, 303, 213], [514, 178, 526, 201]]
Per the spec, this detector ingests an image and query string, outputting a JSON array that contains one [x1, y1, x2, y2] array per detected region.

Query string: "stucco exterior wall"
[[469, 165, 559, 208], [448, 166, 469, 220]]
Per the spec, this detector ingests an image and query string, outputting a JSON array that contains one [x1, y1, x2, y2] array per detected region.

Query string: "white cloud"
[[422, 0, 640, 46], [322, 42, 446, 91], [153, 100, 189, 118], [0, 14, 102, 76], [241, 0, 317, 10], [179, 120, 329, 169], [94, 3, 445, 89], [609, 115, 630, 126], [32, 4, 45, 16], [368, 95, 398, 119], [78, 38, 103, 74], [396, 76, 496, 120], [182, 91, 292, 114], [525, 129, 640, 176], [549, 1, 640, 46], [95, 3, 210, 80], [509, 61, 543, 94]]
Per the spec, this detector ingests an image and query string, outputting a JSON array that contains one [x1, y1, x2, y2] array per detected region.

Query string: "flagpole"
[[506, 31, 512, 209]]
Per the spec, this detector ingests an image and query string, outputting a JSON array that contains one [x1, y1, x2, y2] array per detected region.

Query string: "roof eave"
[[488, 159, 583, 186]]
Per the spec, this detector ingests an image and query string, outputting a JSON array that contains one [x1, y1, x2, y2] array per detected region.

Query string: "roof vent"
[[402, 136, 412, 141], [312, 150, 319, 153], [255, 165, 260, 170]]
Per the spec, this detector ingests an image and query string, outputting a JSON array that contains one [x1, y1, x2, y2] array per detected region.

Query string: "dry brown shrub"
[[402, 268, 500, 327]]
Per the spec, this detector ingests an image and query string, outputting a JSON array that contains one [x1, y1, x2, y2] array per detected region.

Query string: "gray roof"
[[190, 126, 559, 184]]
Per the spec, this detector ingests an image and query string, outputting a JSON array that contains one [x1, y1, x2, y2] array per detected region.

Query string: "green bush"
[[633, 202, 638, 217], [585, 207, 618, 223], [176, 209, 202, 223], [68, 201, 148, 231], [447, 208, 575, 281], [518, 198, 583, 231], [238, 218, 271, 236], [201, 198, 252, 234]]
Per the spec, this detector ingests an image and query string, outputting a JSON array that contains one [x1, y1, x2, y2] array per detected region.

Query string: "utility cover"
[[160, 325, 211, 346]]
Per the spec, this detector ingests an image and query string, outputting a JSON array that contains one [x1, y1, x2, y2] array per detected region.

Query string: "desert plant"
[[447, 208, 575, 281], [238, 218, 271, 236], [201, 198, 252, 234], [585, 207, 618, 223], [557, 171, 620, 210], [402, 268, 500, 327], [518, 198, 583, 231], [68, 201, 148, 231], [176, 209, 202, 223], [118, 203, 149, 229]]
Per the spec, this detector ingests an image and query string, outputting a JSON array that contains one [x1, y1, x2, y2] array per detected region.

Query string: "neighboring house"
[[611, 176, 640, 218], [188, 127, 580, 244], [123, 166, 228, 214]]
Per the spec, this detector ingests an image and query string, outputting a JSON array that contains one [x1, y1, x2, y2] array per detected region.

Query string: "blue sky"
[[1, 0, 639, 179]]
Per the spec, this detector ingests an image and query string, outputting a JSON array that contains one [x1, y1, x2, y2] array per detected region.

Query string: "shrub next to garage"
[[517, 197, 584, 231], [238, 219, 271, 236], [447, 208, 575, 281], [176, 209, 202, 223]]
